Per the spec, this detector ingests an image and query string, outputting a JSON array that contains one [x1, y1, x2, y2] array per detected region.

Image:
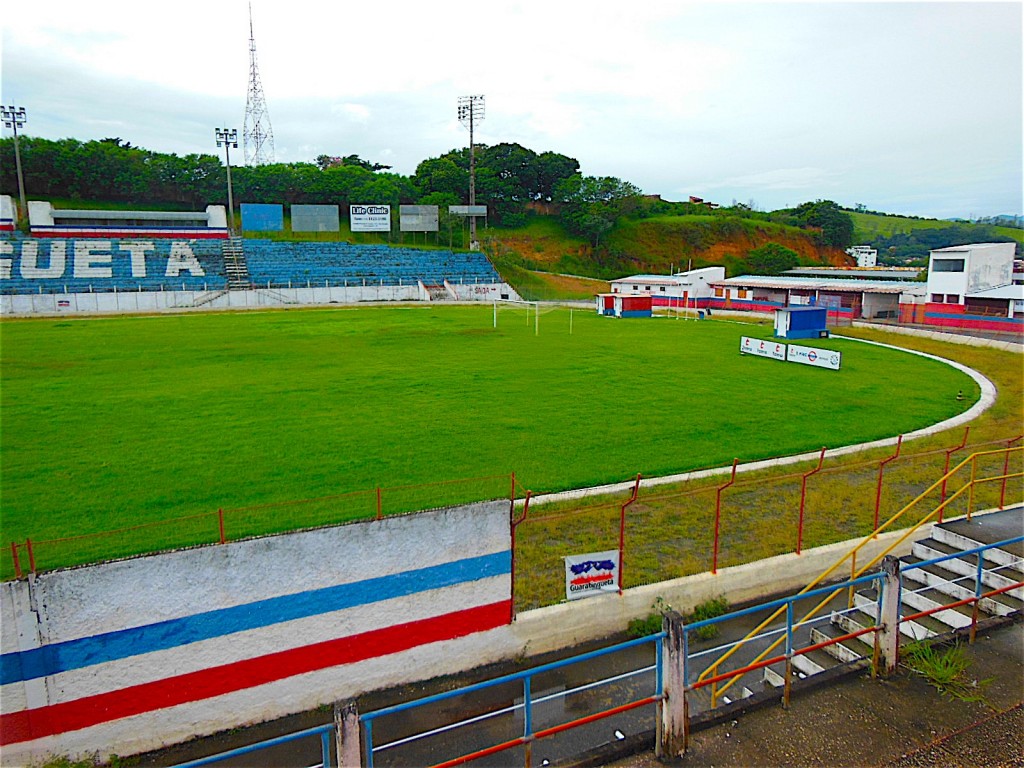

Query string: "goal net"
[[492, 300, 560, 335]]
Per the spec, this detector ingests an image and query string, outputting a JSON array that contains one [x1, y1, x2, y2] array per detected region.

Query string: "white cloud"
[[2, 0, 1021, 218]]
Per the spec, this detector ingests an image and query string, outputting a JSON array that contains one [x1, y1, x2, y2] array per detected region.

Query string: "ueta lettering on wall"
[[0, 240, 205, 280]]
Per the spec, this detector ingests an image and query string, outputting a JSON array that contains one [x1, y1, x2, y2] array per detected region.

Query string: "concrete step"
[[900, 575, 979, 629], [902, 557, 1021, 616], [912, 540, 1024, 601], [932, 526, 1019, 570], [810, 627, 869, 664], [854, 592, 937, 640], [790, 652, 825, 679], [763, 666, 785, 688]]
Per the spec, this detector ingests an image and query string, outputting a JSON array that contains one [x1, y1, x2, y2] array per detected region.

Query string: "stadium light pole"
[[215, 127, 238, 233], [457, 95, 484, 250], [2, 106, 28, 224]]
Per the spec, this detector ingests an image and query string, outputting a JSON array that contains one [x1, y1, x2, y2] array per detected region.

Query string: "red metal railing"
[[796, 447, 827, 555], [712, 458, 739, 574], [6, 473, 514, 580]]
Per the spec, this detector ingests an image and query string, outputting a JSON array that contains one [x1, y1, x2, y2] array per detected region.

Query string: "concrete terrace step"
[[933, 525, 1021, 570], [854, 592, 938, 640], [912, 539, 1024, 601], [811, 627, 870, 665], [791, 650, 833, 679], [902, 556, 1022, 616], [900, 575, 984, 629]]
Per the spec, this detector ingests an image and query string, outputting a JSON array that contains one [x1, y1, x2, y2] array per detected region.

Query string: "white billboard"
[[400, 205, 439, 232], [740, 336, 787, 362], [350, 205, 391, 232], [787, 344, 842, 370], [449, 205, 487, 216], [564, 550, 620, 601]]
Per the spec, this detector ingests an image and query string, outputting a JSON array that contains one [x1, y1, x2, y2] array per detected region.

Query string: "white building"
[[609, 266, 725, 309], [926, 243, 1015, 306], [845, 245, 878, 267]]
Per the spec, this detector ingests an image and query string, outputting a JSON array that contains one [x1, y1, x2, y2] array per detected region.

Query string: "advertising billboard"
[[350, 205, 391, 232], [740, 336, 787, 362], [449, 205, 487, 217], [292, 204, 340, 232], [564, 550, 620, 601], [240, 203, 284, 232], [787, 344, 842, 370], [400, 205, 439, 232]]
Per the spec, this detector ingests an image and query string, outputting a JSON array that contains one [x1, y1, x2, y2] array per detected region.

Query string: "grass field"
[[0, 306, 979, 572]]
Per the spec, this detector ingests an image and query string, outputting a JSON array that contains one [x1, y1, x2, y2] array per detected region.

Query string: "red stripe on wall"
[[1, 599, 510, 746]]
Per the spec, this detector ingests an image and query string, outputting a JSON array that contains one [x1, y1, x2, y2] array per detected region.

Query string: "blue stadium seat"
[[243, 241, 501, 288], [0, 237, 501, 295]]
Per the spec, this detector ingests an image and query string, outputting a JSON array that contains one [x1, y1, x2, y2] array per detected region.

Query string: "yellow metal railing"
[[697, 445, 1023, 707]]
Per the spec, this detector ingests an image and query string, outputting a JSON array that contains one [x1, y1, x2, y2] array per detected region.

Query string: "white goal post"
[[494, 299, 573, 335]]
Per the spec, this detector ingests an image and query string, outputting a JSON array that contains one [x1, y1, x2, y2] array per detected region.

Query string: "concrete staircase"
[[423, 283, 451, 301], [755, 507, 1023, 698], [222, 237, 251, 290]]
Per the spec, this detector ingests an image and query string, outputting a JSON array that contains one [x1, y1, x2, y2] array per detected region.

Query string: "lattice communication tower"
[[243, 4, 275, 166]]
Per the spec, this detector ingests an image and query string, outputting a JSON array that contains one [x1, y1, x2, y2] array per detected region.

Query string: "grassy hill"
[[850, 211, 1024, 245], [481, 212, 849, 299]]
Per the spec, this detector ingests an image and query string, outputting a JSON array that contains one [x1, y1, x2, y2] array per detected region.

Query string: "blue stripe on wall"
[[0, 549, 510, 686]]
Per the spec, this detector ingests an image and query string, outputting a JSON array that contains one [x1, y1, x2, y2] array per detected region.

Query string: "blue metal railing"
[[360, 633, 664, 768], [171, 723, 334, 768]]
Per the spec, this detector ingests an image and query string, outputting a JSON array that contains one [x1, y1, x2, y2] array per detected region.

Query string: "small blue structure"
[[774, 305, 829, 339]]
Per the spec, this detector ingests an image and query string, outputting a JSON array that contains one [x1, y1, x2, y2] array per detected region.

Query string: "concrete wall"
[[0, 497, 943, 764], [0, 281, 521, 317], [0, 502, 511, 762], [0, 195, 14, 230], [861, 292, 898, 319]]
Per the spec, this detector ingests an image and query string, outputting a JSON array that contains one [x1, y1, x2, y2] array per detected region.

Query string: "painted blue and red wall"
[[923, 302, 1023, 333], [0, 502, 511, 761]]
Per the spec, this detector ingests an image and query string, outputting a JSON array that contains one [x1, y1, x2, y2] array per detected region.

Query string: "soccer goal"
[[492, 299, 564, 335], [493, 299, 539, 334]]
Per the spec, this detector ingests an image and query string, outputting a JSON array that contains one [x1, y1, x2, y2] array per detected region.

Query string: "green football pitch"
[[0, 305, 978, 563]]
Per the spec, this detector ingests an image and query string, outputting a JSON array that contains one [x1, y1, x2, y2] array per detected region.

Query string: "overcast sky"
[[2, 1, 1021, 219]]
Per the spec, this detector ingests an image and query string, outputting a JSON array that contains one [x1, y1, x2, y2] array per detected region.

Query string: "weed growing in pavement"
[[901, 641, 993, 705]]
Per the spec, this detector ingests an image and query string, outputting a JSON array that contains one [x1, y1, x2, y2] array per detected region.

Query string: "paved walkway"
[[601, 618, 1023, 768]]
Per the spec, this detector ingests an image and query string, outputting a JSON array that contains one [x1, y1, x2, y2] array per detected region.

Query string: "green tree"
[[788, 200, 854, 248], [745, 242, 799, 275], [554, 174, 643, 247]]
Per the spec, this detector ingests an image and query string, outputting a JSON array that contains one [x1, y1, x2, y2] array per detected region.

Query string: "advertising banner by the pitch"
[[787, 343, 842, 370], [740, 335, 787, 361], [350, 205, 391, 232], [564, 550, 619, 600]]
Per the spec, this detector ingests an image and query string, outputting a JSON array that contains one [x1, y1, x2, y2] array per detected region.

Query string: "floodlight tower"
[[457, 95, 485, 250], [243, 3, 275, 166], [2, 105, 28, 222], [215, 128, 238, 232]]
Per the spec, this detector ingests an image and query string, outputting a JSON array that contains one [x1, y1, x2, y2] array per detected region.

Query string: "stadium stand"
[[1, 237, 503, 296], [0, 235, 228, 294], [242, 240, 501, 287]]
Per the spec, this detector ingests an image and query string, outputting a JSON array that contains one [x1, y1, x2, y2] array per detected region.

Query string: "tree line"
[[1, 136, 865, 259], [0, 136, 578, 220]]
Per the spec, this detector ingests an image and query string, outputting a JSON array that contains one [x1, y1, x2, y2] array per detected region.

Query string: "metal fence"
[[5, 473, 514, 581]]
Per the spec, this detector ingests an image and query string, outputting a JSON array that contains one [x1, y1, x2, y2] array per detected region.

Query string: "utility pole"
[[215, 128, 238, 232], [458, 95, 485, 250], [2, 105, 28, 223]]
